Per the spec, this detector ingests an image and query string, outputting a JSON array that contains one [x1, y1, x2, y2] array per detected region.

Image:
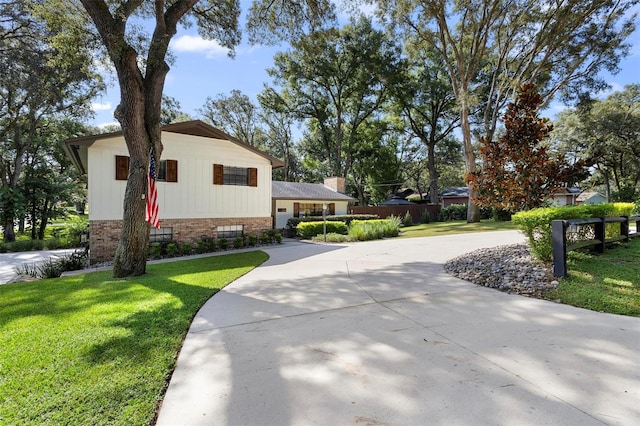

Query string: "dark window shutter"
[[293, 202, 300, 218], [213, 164, 223, 185], [248, 168, 258, 187], [166, 160, 178, 182], [329, 203, 335, 215], [115, 155, 129, 180]]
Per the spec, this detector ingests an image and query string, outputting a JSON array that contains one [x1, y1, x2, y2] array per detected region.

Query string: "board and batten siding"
[[273, 199, 350, 229], [88, 132, 272, 221]]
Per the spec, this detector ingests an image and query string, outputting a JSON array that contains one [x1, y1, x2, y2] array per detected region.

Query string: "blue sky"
[[89, 5, 640, 129]]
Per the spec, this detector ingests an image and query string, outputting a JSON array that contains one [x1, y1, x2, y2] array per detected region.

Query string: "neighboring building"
[[64, 120, 284, 262], [576, 191, 607, 205], [272, 177, 356, 229], [440, 187, 469, 207], [549, 187, 580, 206]]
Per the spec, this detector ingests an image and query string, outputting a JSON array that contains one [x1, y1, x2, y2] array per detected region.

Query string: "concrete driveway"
[[156, 231, 640, 426]]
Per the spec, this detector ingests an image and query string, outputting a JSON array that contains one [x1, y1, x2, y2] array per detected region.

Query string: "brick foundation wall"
[[89, 217, 273, 263]]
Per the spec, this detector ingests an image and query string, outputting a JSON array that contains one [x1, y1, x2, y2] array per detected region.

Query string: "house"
[[576, 191, 607, 205], [440, 187, 469, 207], [64, 120, 284, 262], [272, 177, 356, 229], [549, 187, 580, 206]]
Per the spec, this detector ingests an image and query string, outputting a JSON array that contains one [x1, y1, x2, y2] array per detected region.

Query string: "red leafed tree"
[[468, 83, 590, 212]]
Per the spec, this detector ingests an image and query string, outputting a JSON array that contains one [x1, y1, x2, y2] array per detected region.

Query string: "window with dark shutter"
[[213, 164, 223, 185], [293, 202, 300, 218], [166, 160, 178, 182], [329, 203, 335, 215], [115, 155, 129, 180], [248, 168, 258, 187]]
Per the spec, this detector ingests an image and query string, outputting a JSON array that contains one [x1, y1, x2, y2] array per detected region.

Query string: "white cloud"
[[170, 35, 229, 59], [91, 101, 112, 111]]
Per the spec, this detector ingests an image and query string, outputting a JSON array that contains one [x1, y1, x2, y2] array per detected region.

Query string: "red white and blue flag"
[[146, 149, 160, 229]]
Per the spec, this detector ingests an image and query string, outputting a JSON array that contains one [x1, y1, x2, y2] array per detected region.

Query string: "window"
[[150, 227, 173, 243], [115, 156, 177, 182], [213, 164, 257, 187], [115, 155, 129, 180], [293, 202, 335, 217], [217, 225, 243, 239], [157, 159, 178, 182]]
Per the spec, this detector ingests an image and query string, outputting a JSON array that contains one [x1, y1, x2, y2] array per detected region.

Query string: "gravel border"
[[444, 243, 559, 298]]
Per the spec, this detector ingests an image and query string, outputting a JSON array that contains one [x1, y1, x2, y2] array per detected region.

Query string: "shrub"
[[312, 232, 349, 243], [166, 243, 179, 257], [348, 219, 400, 241], [180, 242, 193, 256], [297, 221, 348, 239], [286, 214, 379, 236], [402, 211, 413, 226], [56, 250, 89, 272], [439, 204, 467, 221], [260, 231, 273, 245], [218, 238, 228, 250], [149, 242, 162, 259], [422, 209, 431, 224], [512, 203, 635, 262], [234, 237, 244, 249], [274, 232, 282, 244], [247, 234, 258, 246], [492, 208, 512, 222]]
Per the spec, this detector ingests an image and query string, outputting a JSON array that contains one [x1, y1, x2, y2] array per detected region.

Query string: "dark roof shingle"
[[272, 181, 355, 201]]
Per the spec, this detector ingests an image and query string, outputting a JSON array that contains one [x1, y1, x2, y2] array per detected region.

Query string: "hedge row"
[[512, 203, 635, 261], [285, 214, 379, 237]]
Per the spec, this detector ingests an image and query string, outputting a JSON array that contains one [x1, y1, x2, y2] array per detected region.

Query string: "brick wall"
[[89, 217, 273, 263]]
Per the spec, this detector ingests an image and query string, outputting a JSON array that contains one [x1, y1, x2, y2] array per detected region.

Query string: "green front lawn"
[[399, 219, 517, 238], [547, 238, 640, 317], [0, 251, 268, 425]]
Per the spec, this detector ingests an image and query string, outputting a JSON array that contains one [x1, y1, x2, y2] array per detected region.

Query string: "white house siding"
[[273, 199, 350, 229], [88, 132, 272, 221]]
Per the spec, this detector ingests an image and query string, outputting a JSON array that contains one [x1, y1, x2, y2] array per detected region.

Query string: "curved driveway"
[[157, 231, 640, 426]]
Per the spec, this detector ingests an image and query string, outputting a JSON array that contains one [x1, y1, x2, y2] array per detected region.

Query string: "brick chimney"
[[324, 176, 345, 193]]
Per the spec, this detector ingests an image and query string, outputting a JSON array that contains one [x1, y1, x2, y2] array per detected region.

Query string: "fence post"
[[621, 216, 630, 242], [552, 220, 568, 277], [594, 218, 605, 253]]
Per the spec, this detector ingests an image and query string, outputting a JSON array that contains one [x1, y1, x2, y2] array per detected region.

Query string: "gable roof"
[[64, 120, 284, 174], [272, 181, 356, 201], [441, 187, 469, 197], [576, 191, 605, 202]]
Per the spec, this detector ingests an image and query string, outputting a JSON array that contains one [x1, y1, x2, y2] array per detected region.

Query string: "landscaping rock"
[[444, 243, 557, 298]]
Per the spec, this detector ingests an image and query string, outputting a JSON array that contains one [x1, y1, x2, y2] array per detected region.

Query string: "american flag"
[[145, 149, 160, 229]]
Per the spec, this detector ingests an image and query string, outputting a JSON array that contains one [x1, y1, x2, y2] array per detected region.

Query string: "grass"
[[0, 251, 269, 425], [546, 238, 640, 317], [399, 219, 517, 238]]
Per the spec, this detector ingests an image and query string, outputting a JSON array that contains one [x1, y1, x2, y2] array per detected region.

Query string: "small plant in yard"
[[260, 231, 272, 245], [234, 236, 244, 249], [149, 242, 162, 259], [274, 232, 282, 244], [218, 238, 228, 250], [402, 211, 413, 227], [247, 234, 258, 246], [180, 242, 193, 255], [166, 242, 179, 257]]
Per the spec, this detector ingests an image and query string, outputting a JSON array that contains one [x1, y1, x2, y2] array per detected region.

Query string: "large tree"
[[265, 16, 404, 182], [0, 1, 99, 242], [38, 0, 336, 277], [392, 52, 459, 203], [552, 84, 640, 201], [468, 83, 591, 212], [375, 0, 638, 221], [200, 89, 268, 149]]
